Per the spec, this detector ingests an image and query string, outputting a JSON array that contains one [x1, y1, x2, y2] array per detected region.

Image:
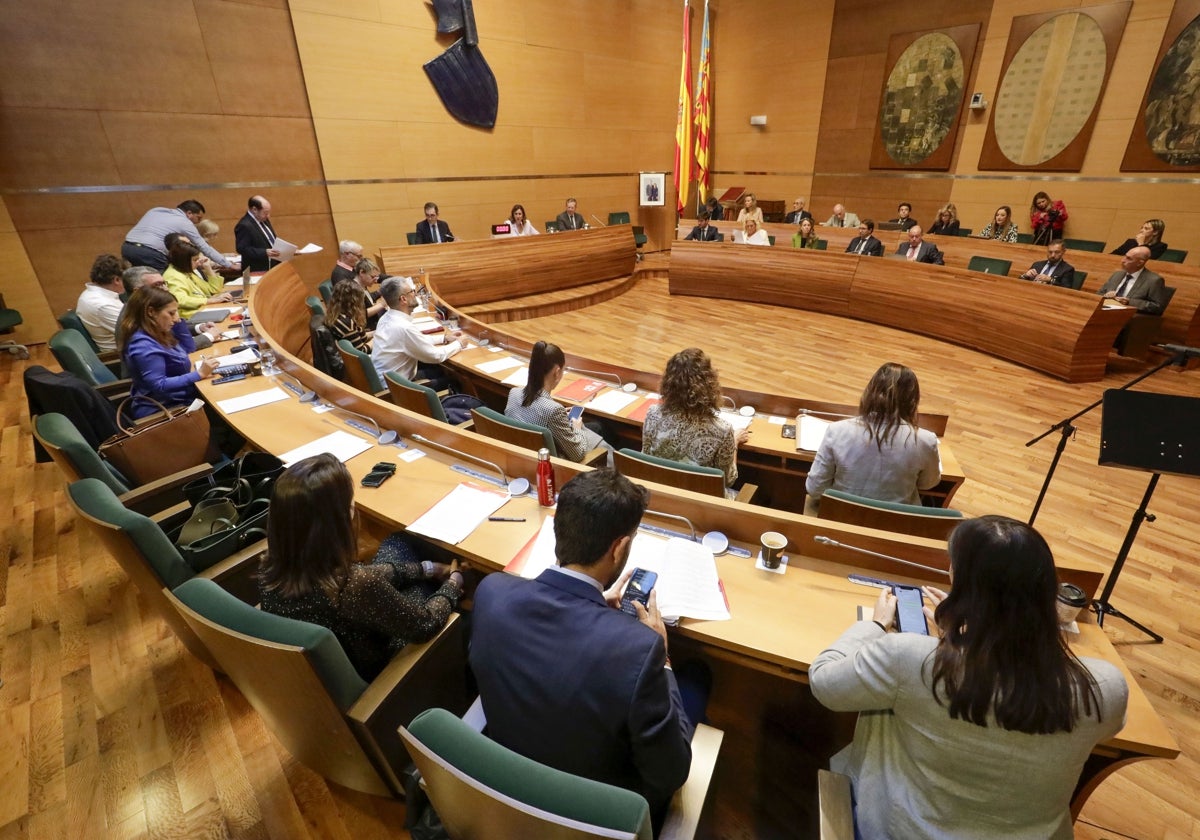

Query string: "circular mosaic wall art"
[[879, 33, 964, 165], [1144, 13, 1200, 166]]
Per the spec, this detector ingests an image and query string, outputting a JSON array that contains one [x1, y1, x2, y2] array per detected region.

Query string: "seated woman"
[[794, 217, 820, 249], [258, 453, 464, 681], [350, 258, 387, 329], [505, 341, 608, 463], [507, 204, 540, 236], [743, 218, 770, 246], [1111, 218, 1168, 259], [735, 192, 763, 232], [810, 515, 1128, 839], [978, 205, 1020, 243], [642, 348, 746, 491], [326, 278, 373, 352], [805, 362, 940, 507], [1030, 191, 1068, 245], [927, 203, 960, 236], [163, 239, 232, 320], [118, 286, 218, 419]]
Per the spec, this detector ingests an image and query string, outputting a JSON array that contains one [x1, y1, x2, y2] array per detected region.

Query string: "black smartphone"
[[620, 568, 658, 617], [361, 461, 397, 487], [893, 585, 928, 635], [213, 372, 246, 385], [781, 424, 796, 439]]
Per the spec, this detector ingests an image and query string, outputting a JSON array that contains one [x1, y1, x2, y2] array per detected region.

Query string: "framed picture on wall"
[[870, 24, 981, 171], [979, 3, 1131, 171], [639, 173, 665, 207], [1122, 0, 1200, 171]]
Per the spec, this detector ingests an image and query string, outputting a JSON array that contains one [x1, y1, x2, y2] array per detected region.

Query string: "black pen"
[[488, 516, 527, 522]]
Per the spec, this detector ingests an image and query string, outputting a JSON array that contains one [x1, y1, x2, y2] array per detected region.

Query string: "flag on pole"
[[692, 0, 712, 214], [672, 0, 693, 215]]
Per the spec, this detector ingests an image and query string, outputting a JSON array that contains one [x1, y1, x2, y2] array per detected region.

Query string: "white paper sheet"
[[214, 348, 261, 366], [514, 517, 559, 579], [797, 414, 831, 451], [279, 430, 374, 466], [477, 356, 523, 374], [215, 386, 290, 414], [407, 482, 510, 545], [501, 367, 529, 387], [718, 410, 753, 431], [587, 389, 639, 414], [620, 537, 731, 622], [271, 239, 322, 261]]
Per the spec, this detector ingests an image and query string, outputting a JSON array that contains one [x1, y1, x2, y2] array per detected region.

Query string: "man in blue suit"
[[470, 469, 695, 832]]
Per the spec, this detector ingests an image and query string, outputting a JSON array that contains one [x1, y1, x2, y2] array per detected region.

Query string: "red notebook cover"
[[626, 396, 661, 423], [555, 378, 606, 402]]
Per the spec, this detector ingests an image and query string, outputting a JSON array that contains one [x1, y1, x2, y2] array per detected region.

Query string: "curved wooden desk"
[[669, 240, 1133, 382], [217, 262, 1175, 817]]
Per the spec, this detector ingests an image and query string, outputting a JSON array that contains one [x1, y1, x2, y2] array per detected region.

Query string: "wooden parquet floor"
[[2, 267, 1197, 838]]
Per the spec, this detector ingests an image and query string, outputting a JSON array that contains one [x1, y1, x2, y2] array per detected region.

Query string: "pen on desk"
[[488, 516, 527, 522]]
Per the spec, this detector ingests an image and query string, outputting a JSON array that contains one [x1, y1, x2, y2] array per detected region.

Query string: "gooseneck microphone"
[[813, 535, 950, 578]]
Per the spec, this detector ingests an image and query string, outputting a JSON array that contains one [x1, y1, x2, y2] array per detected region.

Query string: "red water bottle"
[[536, 448, 556, 506]]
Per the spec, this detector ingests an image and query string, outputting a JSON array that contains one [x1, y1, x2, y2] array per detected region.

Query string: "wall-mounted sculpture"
[[1122, 0, 1200, 170], [424, 0, 499, 129]]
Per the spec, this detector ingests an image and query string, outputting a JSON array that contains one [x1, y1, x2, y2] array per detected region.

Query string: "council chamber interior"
[[1, 0, 1198, 838]]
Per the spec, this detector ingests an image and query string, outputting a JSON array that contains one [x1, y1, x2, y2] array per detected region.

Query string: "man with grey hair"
[[330, 240, 364, 284], [119, 266, 215, 350], [785, 197, 812, 225], [371, 275, 463, 389]]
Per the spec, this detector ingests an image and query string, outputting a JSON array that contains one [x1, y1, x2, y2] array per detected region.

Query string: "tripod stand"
[[1091, 472, 1163, 642]]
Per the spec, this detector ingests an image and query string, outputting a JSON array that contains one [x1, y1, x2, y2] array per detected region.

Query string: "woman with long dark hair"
[[162, 239, 232, 319], [507, 204, 539, 236], [118, 286, 217, 419], [805, 362, 940, 506], [810, 516, 1128, 838], [259, 453, 463, 680], [504, 341, 607, 462], [326, 278, 373, 352], [642, 348, 746, 490]]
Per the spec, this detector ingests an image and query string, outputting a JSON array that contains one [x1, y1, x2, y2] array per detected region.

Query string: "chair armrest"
[[98, 379, 133, 399], [661, 723, 724, 840], [455, 419, 474, 431], [374, 388, 392, 401], [817, 769, 854, 840], [582, 447, 610, 468], [351, 613, 465, 723], [119, 463, 214, 515], [198, 537, 267, 604], [733, 482, 758, 504]]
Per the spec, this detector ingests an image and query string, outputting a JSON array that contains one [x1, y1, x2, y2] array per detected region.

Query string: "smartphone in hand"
[[620, 568, 658, 617]]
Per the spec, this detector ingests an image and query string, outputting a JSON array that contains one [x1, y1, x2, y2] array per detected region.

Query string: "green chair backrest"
[[472, 406, 557, 456], [318, 279, 334, 303], [545, 220, 558, 233], [1063, 238, 1105, 252], [767, 235, 776, 246], [57, 309, 102, 353], [614, 448, 727, 498], [67, 477, 195, 590], [336, 338, 385, 394], [404, 708, 652, 839], [384, 371, 447, 423], [173, 577, 367, 710], [966, 256, 1012, 276], [306, 295, 325, 317], [48, 329, 118, 386], [953, 228, 973, 237], [406, 232, 422, 246], [608, 211, 632, 226], [1016, 232, 1035, 244], [35, 413, 130, 495], [823, 488, 963, 517], [618, 448, 723, 479], [815, 238, 828, 250], [1159, 248, 1188, 264], [1071, 270, 1087, 291]]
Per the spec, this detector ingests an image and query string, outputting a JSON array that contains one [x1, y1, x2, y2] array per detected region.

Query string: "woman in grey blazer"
[[810, 516, 1128, 839]]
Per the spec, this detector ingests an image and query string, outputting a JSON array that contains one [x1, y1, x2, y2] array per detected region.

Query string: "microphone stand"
[[1025, 351, 1185, 526]]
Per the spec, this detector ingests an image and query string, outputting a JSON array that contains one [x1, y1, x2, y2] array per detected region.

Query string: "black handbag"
[[184, 452, 285, 507], [170, 497, 270, 573]]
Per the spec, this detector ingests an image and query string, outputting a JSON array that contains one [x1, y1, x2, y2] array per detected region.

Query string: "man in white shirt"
[[371, 275, 464, 389], [76, 254, 126, 352]]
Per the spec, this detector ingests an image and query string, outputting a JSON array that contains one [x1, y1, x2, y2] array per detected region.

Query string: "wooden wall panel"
[[0, 200, 56, 344]]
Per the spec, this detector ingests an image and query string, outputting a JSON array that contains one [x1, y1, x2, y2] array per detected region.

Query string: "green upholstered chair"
[[815, 238, 828, 250], [305, 295, 325, 317], [1070, 270, 1087, 291], [384, 371, 458, 424], [47, 329, 130, 401], [34, 413, 210, 515], [57, 309, 104, 355], [816, 488, 964, 540], [168, 578, 468, 798], [406, 232, 422, 246], [401, 707, 723, 840], [1159, 248, 1188, 264], [1016, 232, 1035, 244], [614, 448, 756, 503], [318, 279, 334, 303], [953, 228, 973, 237], [1063, 237, 1105, 252], [608, 212, 647, 259], [66, 478, 263, 669], [470, 407, 607, 466], [545, 220, 559, 233], [767, 235, 776, 246], [965, 256, 1012, 276], [336, 338, 389, 398]]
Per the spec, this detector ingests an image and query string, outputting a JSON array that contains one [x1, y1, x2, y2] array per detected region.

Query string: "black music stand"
[[1093, 390, 1200, 642]]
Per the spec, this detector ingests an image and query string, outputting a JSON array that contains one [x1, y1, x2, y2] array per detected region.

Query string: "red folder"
[[555, 378, 606, 402]]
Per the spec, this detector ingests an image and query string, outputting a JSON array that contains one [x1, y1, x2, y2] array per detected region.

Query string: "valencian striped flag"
[[692, 0, 712, 212], [672, 0, 693, 214]]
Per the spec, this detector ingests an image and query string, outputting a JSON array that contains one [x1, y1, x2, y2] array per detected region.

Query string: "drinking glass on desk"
[[260, 346, 280, 376]]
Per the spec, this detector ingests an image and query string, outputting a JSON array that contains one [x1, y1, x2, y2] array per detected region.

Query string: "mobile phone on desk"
[[361, 461, 397, 488], [620, 568, 658, 617], [213, 372, 246, 385], [893, 585, 928, 635], [781, 423, 796, 439]]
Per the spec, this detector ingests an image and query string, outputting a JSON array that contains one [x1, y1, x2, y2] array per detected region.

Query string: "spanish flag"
[[673, 0, 693, 215], [692, 0, 712, 210]]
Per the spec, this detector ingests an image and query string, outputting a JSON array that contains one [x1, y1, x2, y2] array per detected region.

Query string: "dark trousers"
[[121, 242, 168, 271]]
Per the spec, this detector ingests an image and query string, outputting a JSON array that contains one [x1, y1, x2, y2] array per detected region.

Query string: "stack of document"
[[797, 414, 832, 451]]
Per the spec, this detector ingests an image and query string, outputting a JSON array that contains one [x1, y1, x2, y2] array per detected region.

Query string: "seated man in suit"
[[845, 219, 884, 257], [1020, 240, 1076, 288], [683, 210, 720, 241], [824, 203, 860, 228], [1097, 246, 1166, 314], [233, 195, 281, 272], [888, 202, 918, 231], [470, 469, 697, 834], [555, 197, 586, 232], [415, 202, 455, 244], [895, 226, 944, 265], [785, 197, 813, 225]]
